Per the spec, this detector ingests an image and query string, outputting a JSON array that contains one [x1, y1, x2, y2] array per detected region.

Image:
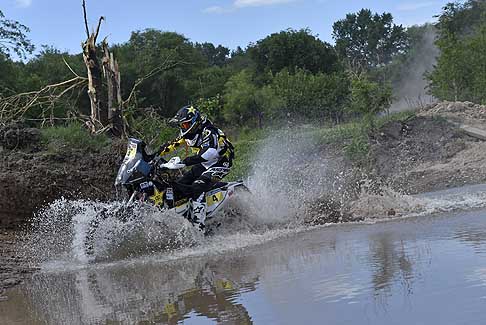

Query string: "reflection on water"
[[369, 233, 417, 299], [454, 227, 486, 254], [2, 210, 486, 324], [7, 258, 258, 324]]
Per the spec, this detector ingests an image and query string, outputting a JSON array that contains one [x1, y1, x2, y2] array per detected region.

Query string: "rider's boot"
[[193, 194, 207, 231]]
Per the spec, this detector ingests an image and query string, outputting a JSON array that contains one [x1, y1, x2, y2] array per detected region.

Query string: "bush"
[[223, 69, 262, 125], [128, 115, 178, 150], [195, 95, 224, 124], [350, 76, 392, 116], [226, 127, 268, 180], [262, 68, 350, 123], [41, 123, 111, 152]]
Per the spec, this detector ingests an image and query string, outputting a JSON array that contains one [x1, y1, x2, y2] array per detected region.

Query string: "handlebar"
[[159, 157, 186, 170]]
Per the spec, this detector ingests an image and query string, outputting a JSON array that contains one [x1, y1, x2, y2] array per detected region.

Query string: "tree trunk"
[[102, 42, 124, 136], [82, 18, 106, 131]]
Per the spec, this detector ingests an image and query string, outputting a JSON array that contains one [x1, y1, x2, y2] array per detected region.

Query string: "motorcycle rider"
[[159, 105, 234, 230]]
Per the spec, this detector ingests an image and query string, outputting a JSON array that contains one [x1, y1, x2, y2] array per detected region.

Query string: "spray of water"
[[26, 199, 202, 265], [245, 128, 352, 224]]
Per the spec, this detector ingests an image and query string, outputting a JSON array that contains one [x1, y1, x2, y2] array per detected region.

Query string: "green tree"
[[195, 94, 224, 123], [248, 28, 339, 75], [227, 46, 255, 72], [350, 75, 392, 116], [333, 9, 408, 72], [186, 66, 232, 100], [113, 29, 206, 116], [262, 68, 350, 123], [23, 46, 84, 87], [195, 42, 230, 67], [0, 10, 34, 59], [223, 69, 262, 125], [428, 1, 486, 103], [428, 25, 486, 102], [435, 1, 486, 38], [0, 55, 23, 96]]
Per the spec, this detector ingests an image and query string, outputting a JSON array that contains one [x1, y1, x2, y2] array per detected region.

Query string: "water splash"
[[26, 199, 202, 265], [245, 128, 352, 225]]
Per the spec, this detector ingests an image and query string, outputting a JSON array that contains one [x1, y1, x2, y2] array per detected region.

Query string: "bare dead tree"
[[102, 40, 124, 136], [82, 0, 105, 132]]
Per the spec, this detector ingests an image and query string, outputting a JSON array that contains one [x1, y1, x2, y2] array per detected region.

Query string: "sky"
[[2, 0, 452, 56]]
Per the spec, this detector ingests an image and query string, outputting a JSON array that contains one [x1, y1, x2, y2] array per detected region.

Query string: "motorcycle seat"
[[210, 182, 228, 190]]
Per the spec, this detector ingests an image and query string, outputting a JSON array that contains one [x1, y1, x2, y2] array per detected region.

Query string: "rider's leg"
[[174, 166, 212, 229], [191, 164, 231, 229], [175, 164, 206, 200], [190, 175, 213, 229], [175, 162, 231, 230], [177, 164, 205, 185]]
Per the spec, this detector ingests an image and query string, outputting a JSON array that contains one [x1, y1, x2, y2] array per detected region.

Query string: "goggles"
[[180, 121, 192, 131]]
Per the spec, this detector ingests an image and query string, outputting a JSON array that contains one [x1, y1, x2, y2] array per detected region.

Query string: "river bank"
[[2, 101, 486, 295]]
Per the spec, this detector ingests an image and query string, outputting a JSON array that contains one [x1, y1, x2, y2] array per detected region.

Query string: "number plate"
[[207, 191, 224, 206], [126, 143, 137, 159]]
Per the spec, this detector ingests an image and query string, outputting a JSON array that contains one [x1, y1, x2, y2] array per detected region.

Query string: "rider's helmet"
[[169, 105, 205, 138]]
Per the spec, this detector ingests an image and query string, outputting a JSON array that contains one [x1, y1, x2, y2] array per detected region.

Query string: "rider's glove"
[[158, 142, 170, 155]]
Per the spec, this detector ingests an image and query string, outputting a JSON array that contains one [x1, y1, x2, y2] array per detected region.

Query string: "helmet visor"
[[180, 121, 192, 131]]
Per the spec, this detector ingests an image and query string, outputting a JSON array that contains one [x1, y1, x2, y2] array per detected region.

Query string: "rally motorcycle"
[[85, 138, 246, 256], [115, 138, 246, 228]]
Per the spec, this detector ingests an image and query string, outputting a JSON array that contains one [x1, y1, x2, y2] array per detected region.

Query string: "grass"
[[228, 137, 261, 181], [128, 117, 178, 149], [41, 123, 112, 152], [227, 110, 416, 178]]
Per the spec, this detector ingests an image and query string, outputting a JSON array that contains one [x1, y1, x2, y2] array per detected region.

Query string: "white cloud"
[[397, 2, 436, 12], [15, 0, 32, 8], [203, 6, 233, 14], [203, 0, 296, 14], [234, 0, 296, 8]]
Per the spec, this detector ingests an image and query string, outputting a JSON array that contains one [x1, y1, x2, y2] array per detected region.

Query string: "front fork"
[[127, 191, 138, 206]]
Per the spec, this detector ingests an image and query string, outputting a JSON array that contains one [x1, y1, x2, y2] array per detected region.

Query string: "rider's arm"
[[183, 130, 219, 167], [159, 138, 185, 156]]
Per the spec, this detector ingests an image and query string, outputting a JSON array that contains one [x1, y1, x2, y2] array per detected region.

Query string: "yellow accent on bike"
[[216, 279, 234, 290], [150, 188, 165, 206], [207, 191, 224, 206], [126, 143, 137, 159]]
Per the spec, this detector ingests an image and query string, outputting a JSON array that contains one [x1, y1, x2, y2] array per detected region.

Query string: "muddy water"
[[2, 207, 486, 325]]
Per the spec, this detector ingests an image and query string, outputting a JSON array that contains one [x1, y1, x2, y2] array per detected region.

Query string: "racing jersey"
[[161, 121, 234, 169]]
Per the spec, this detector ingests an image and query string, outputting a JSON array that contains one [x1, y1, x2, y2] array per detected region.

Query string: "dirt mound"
[[0, 123, 42, 151], [419, 101, 486, 126], [0, 137, 125, 228], [370, 115, 483, 194]]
